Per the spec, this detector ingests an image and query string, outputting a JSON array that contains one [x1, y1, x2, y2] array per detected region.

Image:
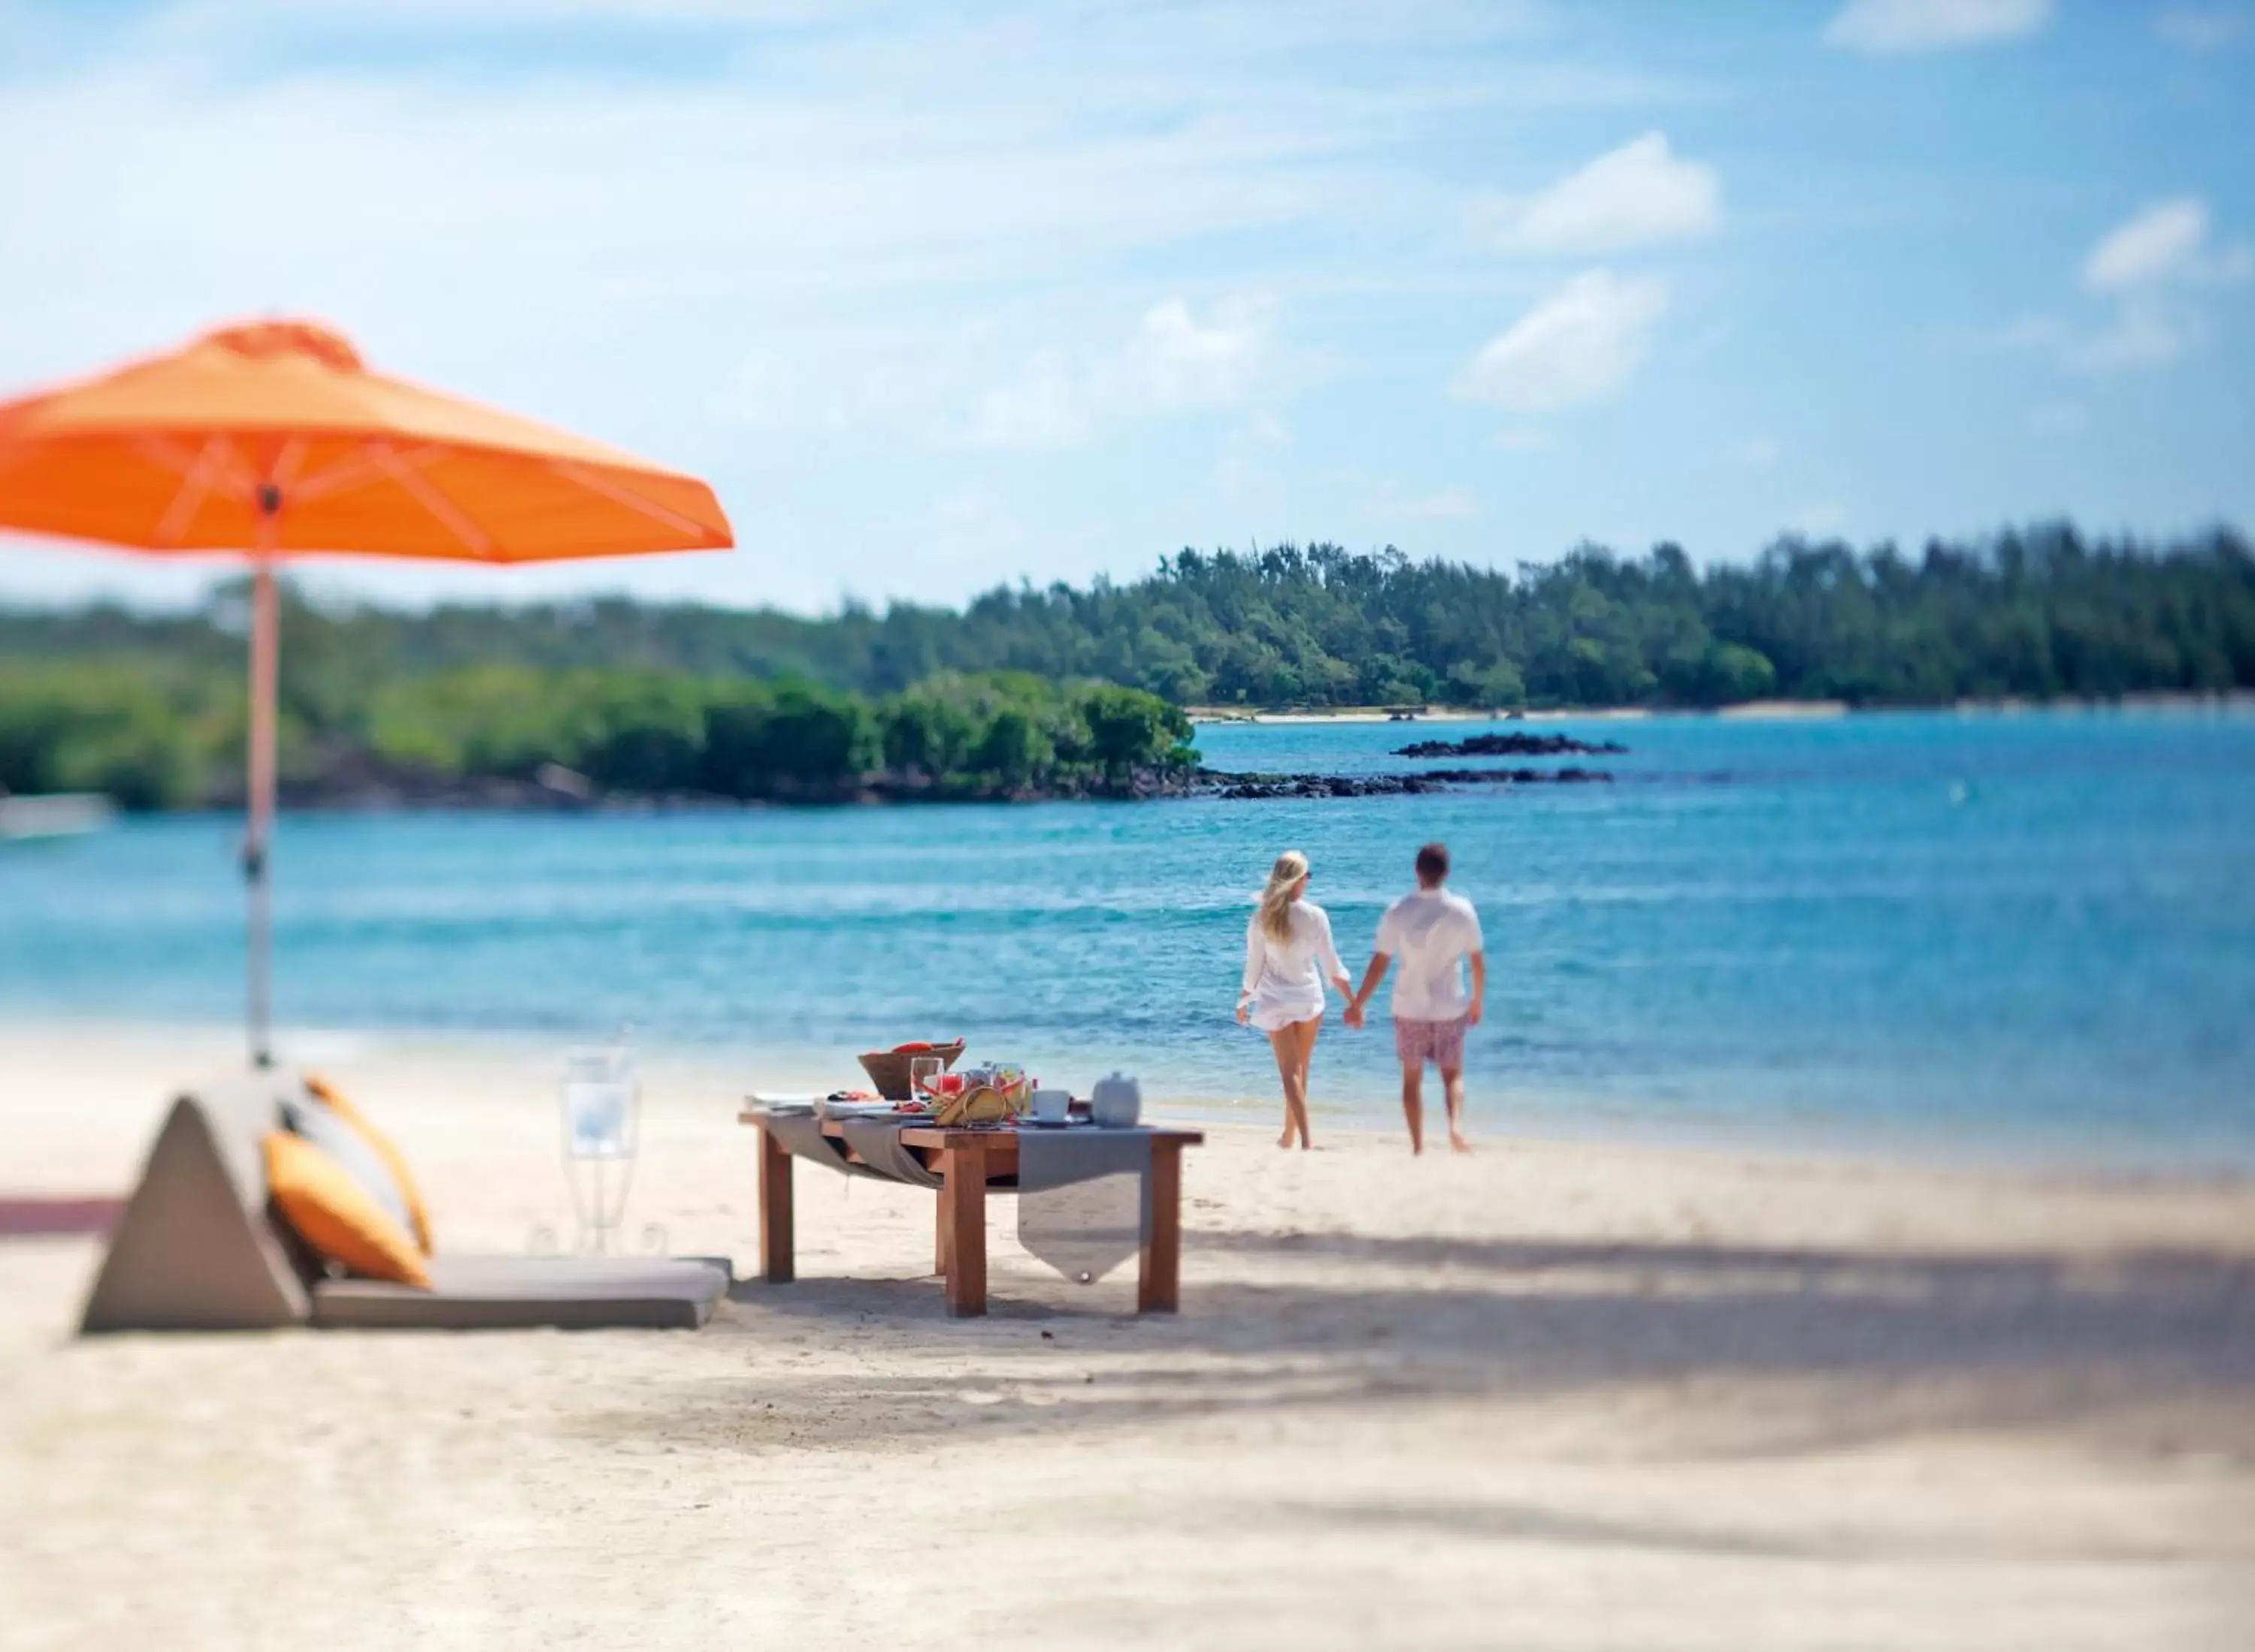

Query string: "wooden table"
[[738, 1111, 1203, 1318]]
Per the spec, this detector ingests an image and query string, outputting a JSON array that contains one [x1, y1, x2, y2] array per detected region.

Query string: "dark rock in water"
[[1192, 766, 1613, 800], [1418, 767, 1613, 786], [1394, 731, 1628, 758]]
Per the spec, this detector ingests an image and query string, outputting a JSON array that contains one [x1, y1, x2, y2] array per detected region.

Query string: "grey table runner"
[[760, 1113, 856, 1175], [1017, 1128, 1153, 1284], [767, 1112, 956, 1187], [760, 1115, 1158, 1283], [836, 1118, 946, 1189]]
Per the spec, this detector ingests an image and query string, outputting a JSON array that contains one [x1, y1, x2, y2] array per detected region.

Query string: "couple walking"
[[1234, 843, 1485, 1154]]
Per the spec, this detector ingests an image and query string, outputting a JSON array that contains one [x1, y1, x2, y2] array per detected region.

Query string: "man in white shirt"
[[1345, 842, 1485, 1154]]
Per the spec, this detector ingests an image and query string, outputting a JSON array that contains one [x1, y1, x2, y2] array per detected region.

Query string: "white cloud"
[[2008, 197, 2252, 377], [952, 294, 1278, 447], [1127, 296, 1273, 408], [2071, 298, 2194, 372], [2084, 198, 2211, 292], [1824, 0, 2052, 54], [1474, 131, 1721, 257], [710, 292, 1276, 449], [1455, 269, 1669, 413], [2079, 197, 2253, 292], [2154, 6, 2252, 51], [713, 323, 991, 434], [964, 352, 1090, 449], [2002, 305, 2193, 374]]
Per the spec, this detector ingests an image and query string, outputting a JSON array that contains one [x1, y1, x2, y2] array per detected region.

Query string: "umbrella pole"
[[245, 520, 279, 1070]]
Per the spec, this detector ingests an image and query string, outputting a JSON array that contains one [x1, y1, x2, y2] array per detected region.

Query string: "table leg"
[[935, 1190, 952, 1278], [1137, 1139, 1184, 1313], [757, 1124, 795, 1284], [942, 1142, 987, 1317]]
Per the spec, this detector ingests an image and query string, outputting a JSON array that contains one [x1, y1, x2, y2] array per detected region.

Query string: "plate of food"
[[817, 1098, 905, 1120]]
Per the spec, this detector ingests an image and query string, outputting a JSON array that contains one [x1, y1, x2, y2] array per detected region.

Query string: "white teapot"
[[1089, 1072, 1143, 1129]]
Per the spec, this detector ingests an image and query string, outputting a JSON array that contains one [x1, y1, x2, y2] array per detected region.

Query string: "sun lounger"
[[313, 1254, 729, 1331], [80, 1073, 728, 1334]]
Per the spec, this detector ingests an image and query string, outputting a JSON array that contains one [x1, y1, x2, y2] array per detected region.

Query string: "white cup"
[[1030, 1088, 1071, 1122]]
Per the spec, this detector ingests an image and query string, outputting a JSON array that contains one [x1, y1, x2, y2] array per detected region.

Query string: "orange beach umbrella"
[[0, 319, 734, 1067]]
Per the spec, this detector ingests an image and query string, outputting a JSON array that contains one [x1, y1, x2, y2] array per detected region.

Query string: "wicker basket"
[[931, 1074, 1031, 1127], [857, 1040, 967, 1101]]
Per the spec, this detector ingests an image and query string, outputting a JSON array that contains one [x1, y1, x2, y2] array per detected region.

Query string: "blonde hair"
[[1258, 851, 1310, 942]]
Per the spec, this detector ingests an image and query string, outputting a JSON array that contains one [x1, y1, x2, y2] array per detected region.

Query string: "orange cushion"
[[305, 1073, 434, 1254], [264, 1132, 431, 1288]]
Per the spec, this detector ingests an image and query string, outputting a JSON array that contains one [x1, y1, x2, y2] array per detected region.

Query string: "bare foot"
[[1450, 1133, 1473, 1154]]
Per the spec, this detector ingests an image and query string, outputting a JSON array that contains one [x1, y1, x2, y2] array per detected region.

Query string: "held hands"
[[1342, 986, 1367, 1030]]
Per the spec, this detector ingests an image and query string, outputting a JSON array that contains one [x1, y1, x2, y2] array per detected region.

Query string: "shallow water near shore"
[[5, 708, 2253, 1166]]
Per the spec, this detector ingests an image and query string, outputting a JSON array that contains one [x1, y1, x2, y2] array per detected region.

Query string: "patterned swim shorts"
[[1394, 1015, 1469, 1070]]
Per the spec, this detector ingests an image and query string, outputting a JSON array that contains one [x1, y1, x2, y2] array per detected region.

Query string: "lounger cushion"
[[280, 1091, 416, 1245], [265, 1132, 431, 1288], [305, 1073, 434, 1252], [310, 1254, 731, 1331]]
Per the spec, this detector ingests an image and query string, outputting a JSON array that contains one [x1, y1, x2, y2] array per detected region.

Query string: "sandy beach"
[[3, 1024, 2252, 1650]]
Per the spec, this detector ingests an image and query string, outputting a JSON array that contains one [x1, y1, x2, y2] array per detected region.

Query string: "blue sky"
[[0, 0, 2249, 613]]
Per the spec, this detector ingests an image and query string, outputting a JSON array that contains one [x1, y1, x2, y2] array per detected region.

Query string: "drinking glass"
[[907, 1054, 942, 1105], [562, 1045, 634, 1158]]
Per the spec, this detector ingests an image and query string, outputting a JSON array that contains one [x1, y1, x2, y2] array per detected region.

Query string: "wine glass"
[[907, 1054, 941, 1107]]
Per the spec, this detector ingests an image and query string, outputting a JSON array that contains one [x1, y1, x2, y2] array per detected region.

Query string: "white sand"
[[3, 1024, 2252, 1650]]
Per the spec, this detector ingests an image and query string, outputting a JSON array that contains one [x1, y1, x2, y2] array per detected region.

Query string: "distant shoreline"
[[213, 758, 1618, 815], [1188, 691, 2255, 726]]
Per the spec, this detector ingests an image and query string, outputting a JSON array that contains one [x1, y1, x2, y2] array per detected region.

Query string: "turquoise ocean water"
[[5, 711, 2253, 1166]]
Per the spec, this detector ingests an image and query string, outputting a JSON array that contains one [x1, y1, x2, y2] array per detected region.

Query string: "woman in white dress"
[[1236, 850, 1351, 1150]]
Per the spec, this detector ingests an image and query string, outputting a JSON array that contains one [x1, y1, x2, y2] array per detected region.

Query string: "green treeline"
[[913, 525, 2255, 707], [0, 663, 1195, 809], [15, 521, 2249, 710], [2, 522, 2250, 809]]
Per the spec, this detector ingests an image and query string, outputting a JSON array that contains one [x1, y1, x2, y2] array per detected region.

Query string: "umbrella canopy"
[[0, 318, 734, 1065], [0, 319, 730, 558]]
